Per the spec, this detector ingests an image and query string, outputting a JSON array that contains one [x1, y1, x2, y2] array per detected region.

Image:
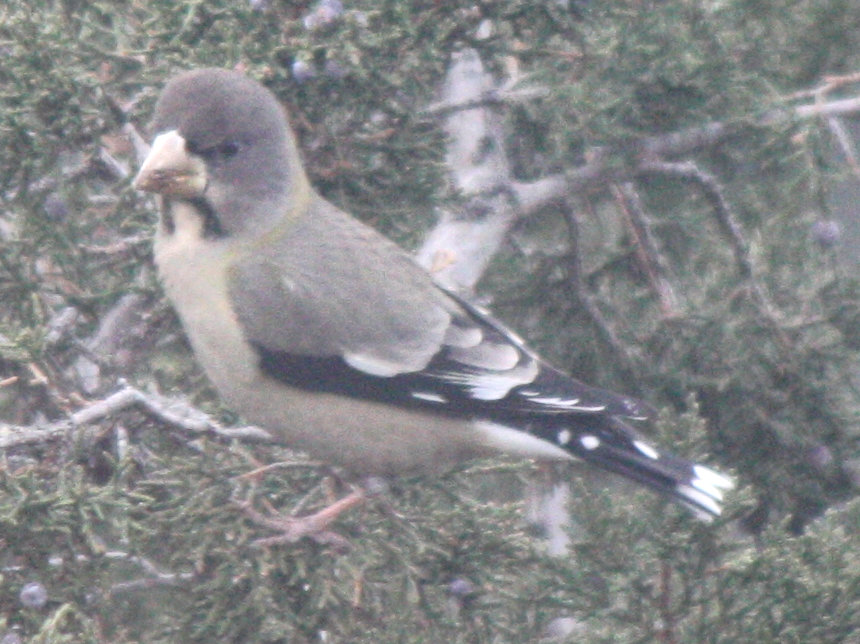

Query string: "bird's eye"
[[218, 141, 240, 158], [185, 139, 241, 161]]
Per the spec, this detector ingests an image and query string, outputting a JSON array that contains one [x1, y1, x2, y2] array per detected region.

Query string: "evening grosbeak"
[[133, 68, 733, 538]]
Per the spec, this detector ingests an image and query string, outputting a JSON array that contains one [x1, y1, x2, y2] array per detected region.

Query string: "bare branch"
[[636, 159, 752, 279], [508, 94, 860, 216], [132, 386, 274, 442], [416, 49, 517, 294], [791, 96, 860, 119], [0, 383, 273, 451], [786, 71, 860, 99], [562, 201, 640, 386], [613, 183, 679, 316], [825, 117, 860, 179], [634, 161, 793, 350], [419, 51, 860, 300], [101, 550, 194, 596], [423, 84, 549, 117], [72, 293, 149, 394]]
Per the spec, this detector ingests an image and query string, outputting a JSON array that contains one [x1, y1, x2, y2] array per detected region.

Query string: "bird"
[[133, 68, 733, 542]]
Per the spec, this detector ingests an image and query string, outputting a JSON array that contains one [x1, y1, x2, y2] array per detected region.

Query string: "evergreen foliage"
[[0, 1, 858, 641]]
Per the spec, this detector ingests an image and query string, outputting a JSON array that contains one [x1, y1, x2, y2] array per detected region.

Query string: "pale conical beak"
[[133, 130, 207, 198]]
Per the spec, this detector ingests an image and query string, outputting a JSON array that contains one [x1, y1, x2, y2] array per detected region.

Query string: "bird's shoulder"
[[227, 196, 454, 367]]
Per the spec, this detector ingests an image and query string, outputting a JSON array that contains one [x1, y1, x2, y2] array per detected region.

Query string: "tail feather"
[[531, 415, 734, 519]]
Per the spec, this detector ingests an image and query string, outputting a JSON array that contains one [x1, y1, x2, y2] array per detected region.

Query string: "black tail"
[[532, 414, 733, 519]]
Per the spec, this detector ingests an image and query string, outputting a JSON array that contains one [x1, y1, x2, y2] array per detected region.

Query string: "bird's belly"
[[234, 383, 493, 476]]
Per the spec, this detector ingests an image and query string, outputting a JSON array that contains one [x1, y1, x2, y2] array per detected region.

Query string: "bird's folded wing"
[[226, 203, 650, 423]]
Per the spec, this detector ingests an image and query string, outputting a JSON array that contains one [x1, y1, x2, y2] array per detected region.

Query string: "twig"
[[507, 94, 860, 215], [422, 84, 549, 116], [127, 385, 275, 442], [102, 550, 194, 596], [786, 71, 860, 100], [94, 147, 129, 181], [73, 293, 149, 394], [639, 121, 738, 160], [562, 201, 639, 387], [612, 183, 679, 316], [79, 233, 150, 256], [657, 562, 678, 644], [0, 382, 273, 450], [825, 116, 860, 179], [791, 96, 860, 119], [122, 122, 151, 166], [44, 306, 81, 347], [635, 160, 793, 351], [636, 160, 752, 279]]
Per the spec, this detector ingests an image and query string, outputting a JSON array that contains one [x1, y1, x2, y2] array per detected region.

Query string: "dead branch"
[[507, 93, 860, 215], [634, 160, 793, 351], [635, 159, 752, 279], [613, 183, 679, 316], [562, 201, 640, 386], [0, 383, 273, 451]]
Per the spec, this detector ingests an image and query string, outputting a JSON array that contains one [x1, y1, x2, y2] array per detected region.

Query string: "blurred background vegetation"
[[0, 0, 858, 641]]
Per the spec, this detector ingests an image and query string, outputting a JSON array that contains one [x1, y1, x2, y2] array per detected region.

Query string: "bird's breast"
[[153, 201, 259, 390]]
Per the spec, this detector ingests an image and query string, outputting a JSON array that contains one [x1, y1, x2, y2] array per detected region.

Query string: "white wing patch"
[[633, 439, 660, 460], [530, 396, 580, 407], [437, 359, 539, 401], [525, 395, 607, 412], [411, 391, 448, 404], [443, 324, 483, 348], [344, 352, 406, 377]]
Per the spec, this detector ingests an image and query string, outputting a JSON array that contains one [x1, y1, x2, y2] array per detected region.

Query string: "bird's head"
[[134, 68, 310, 237]]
